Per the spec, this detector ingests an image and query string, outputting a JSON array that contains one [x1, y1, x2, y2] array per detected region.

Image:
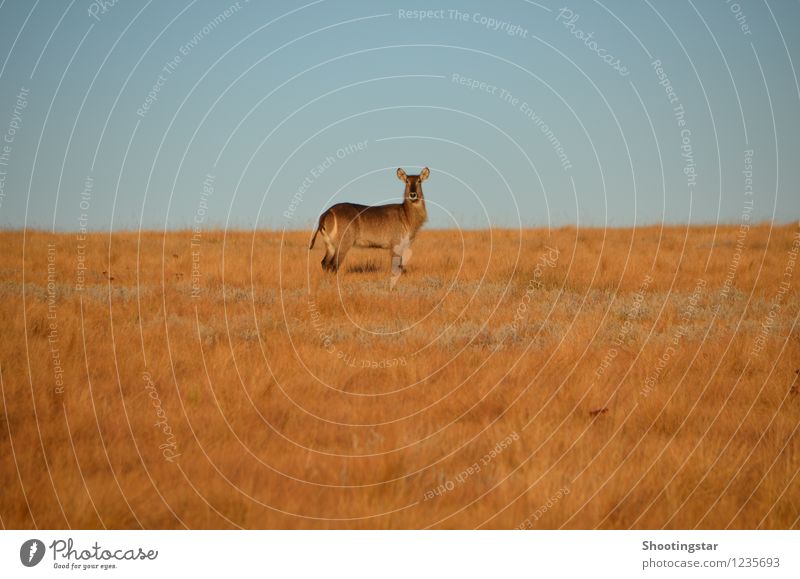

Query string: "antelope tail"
[[309, 224, 320, 249]]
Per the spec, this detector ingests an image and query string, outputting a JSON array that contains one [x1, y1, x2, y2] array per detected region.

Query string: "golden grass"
[[0, 224, 798, 529]]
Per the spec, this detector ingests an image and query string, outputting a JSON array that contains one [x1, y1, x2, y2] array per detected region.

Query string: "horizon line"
[[1, 220, 796, 235]]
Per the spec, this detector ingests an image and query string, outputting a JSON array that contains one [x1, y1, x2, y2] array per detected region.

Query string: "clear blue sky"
[[0, 0, 798, 231]]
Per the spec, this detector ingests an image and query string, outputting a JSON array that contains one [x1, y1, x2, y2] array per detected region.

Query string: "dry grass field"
[[0, 223, 798, 529]]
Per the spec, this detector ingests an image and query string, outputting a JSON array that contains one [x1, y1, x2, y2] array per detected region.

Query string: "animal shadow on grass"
[[347, 261, 381, 274]]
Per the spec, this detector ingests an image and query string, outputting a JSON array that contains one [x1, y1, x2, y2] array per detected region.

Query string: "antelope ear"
[[419, 167, 430, 181], [396, 168, 407, 181]]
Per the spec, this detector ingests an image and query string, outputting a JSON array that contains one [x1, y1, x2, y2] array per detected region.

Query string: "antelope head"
[[397, 167, 429, 205]]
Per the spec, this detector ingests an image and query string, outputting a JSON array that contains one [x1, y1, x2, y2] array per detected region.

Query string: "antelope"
[[309, 167, 429, 276]]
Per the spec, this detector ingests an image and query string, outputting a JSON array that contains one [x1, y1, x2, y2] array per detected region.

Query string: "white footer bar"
[[2, 531, 797, 578]]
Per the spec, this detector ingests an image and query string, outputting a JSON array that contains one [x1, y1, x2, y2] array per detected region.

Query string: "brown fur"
[[309, 167, 429, 273]]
